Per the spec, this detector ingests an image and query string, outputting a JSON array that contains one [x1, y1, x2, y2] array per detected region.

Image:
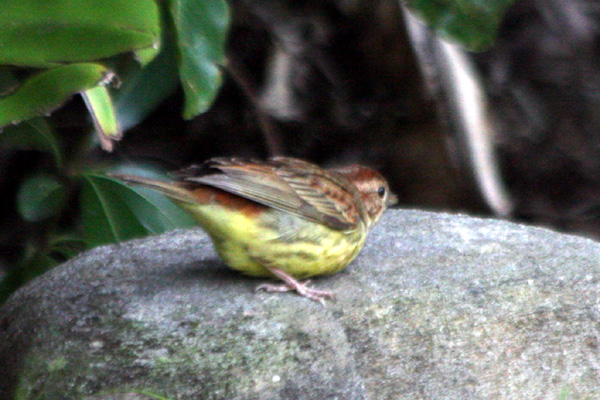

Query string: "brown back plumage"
[[181, 157, 365, 230]]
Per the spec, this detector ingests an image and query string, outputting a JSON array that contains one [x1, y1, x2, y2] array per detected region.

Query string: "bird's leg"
[[256, 266, 335, 305]]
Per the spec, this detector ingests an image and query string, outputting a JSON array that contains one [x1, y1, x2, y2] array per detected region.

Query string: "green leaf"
[[48, 233, 86, 260], [0, 0, 161, 68], [0, 118, 63, 167], [114, 34, 180, 131], [134, 43, 163, 67], [81, 174, 151, 248], [0, 63, 112, 128], [17, 174, 67, 222], [403, 0, 516, 51], [82, 85, 122, 152], [81, 171, 195, 248], [169, 0, 230, 119]]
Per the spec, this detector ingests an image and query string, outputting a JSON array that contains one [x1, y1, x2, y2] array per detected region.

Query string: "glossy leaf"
[[114, 34, 180, 132], [403, 0, 516, 51], [17, 174, 67, 222], [81, 171, 195, 248], [82, 85, 122, 152], [169, 0, 230, 119], [0, 0, 160, 67], [0, 63, 111, 128], [0, 118, 63, 167]]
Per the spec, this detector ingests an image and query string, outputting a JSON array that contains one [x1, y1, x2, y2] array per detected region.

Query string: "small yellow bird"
[[112, 157, 396, 303]]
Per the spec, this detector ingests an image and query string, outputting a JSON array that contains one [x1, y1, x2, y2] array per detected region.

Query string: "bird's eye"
[[377, 186, 386, 197]]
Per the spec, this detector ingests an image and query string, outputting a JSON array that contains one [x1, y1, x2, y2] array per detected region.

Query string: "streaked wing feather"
[[184, 157, 358, 230], [285, 179, 346, 216], [269, 159, 361, 229], [277, 164, 361, 227], [189, 173, 303, 210]]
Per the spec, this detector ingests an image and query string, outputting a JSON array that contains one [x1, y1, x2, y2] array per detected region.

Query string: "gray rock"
[[1, 209, 599, 399]]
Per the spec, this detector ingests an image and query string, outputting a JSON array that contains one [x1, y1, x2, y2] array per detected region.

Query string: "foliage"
[[402, 0, 516, 51], [0, 0, 228, 302]]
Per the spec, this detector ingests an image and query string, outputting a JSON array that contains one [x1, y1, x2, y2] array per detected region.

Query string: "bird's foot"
[[256, 267, 335, 305]]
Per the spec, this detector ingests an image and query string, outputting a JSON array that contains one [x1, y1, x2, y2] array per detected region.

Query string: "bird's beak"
[[386, 192, 399, 207]]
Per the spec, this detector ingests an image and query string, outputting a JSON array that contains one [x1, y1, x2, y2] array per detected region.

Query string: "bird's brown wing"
[[181, 157, 362, 230]]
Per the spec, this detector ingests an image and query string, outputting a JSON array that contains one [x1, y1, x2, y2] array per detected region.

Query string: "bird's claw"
[[256, 280, 335, 305]]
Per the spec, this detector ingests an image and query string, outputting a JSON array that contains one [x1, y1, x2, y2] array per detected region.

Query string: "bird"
[[111, 156, 396, 303]]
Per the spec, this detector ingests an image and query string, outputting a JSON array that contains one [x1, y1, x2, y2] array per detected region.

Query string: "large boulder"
[[1, 210, 599, 399]]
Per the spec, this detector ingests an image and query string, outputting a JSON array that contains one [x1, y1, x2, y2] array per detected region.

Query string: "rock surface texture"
[[1, 210, 599, 399]]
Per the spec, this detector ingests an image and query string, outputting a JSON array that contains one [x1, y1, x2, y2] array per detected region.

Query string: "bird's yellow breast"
[[178, 201, 367, 278]]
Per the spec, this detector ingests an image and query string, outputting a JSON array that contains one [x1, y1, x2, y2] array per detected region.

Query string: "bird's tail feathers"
[[109, 174, 198, 204]]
